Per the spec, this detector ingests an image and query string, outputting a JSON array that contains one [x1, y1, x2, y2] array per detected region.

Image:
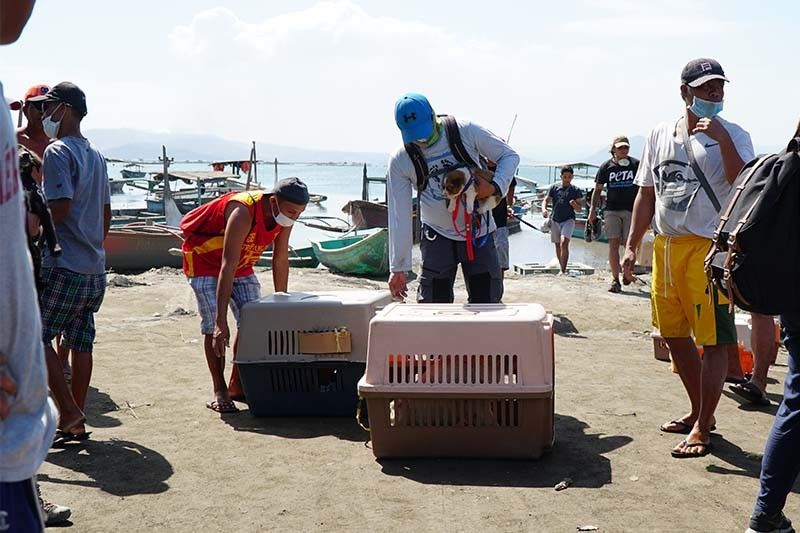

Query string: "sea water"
[[108, 162, 611, 270]]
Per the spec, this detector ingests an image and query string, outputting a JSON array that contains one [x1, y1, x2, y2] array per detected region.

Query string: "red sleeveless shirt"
[[180, 191, 282, 278]]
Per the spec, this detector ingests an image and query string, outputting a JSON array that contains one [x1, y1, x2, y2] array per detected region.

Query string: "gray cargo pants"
[[417, 225, 503, 304]]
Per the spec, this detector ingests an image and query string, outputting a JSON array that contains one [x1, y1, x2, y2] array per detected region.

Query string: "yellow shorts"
[[651, 234, 736, 347]]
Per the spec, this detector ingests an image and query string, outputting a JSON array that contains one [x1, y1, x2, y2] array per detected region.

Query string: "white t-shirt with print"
[[634, 116, 755, 239], [0, 81, 58, 482]]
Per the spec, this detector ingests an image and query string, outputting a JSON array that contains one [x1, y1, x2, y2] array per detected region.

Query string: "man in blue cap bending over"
[[386, 93, 519, 303]]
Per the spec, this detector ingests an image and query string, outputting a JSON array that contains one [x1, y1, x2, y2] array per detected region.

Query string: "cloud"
[[169, 1, 509, 66], [165, 1, 539, 152], [562, 0, 740, 38]]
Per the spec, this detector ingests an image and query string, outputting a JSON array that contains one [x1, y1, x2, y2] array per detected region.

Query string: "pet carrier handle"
[[432, 310, 479, 316], [356, 396, 370, 432]]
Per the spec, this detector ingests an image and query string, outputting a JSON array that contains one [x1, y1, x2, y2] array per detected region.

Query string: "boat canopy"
[[149, 170, 239, 182]]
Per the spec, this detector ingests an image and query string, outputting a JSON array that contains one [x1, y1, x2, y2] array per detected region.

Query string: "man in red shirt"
[[181, 177, 309, 413], [14, 84, 52, 166]]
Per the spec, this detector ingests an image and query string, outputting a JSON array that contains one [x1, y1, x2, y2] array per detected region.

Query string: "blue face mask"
[[689, 96, 724, 118]]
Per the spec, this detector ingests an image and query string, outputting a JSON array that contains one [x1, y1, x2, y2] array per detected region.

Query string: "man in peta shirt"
[[623, 58, 754, 459], [589, 135, 640, 293]]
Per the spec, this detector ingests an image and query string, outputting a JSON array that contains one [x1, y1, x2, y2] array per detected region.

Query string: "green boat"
[[310, 228, 389, 277], [256, 246, 319, 269]]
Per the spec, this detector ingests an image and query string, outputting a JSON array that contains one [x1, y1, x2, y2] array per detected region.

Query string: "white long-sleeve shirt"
[[0, 81, 58, 482], [387, 119, 519, 272]]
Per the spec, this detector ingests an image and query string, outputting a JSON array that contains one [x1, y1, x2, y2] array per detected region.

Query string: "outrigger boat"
[[104, 222, 183, 271], [311, 228, 389, 278]]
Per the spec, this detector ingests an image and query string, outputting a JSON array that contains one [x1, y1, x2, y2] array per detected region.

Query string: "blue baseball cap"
[[394, 93, 434, 144]]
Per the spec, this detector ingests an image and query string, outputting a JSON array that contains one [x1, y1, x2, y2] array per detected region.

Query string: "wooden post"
[[274, 157, 278, 186], [362, 163, 368, 201], [245, 142, 254, 191], [158, 145, 174, 216], [252, 141, 258, 185]]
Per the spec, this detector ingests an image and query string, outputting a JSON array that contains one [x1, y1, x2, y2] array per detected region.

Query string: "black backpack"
[[404, 115, 478, 191], [705, 138, 800, 315]]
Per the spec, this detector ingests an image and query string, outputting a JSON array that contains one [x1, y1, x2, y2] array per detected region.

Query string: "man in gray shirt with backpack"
[[386, 93, 519, 303]]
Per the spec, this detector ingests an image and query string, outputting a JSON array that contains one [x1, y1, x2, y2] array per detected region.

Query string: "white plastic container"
[[359, 303, 554, 458], [235, 290, 392, 417], [237, 290, 392, 364]]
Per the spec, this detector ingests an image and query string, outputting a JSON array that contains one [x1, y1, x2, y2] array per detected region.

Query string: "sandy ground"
[[37, 265, 798, 533]]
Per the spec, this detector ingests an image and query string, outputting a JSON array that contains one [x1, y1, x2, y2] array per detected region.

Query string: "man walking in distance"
[[589, 135, 640, 292], [542, 166, 583, 274], [623, 58, 754, 458]]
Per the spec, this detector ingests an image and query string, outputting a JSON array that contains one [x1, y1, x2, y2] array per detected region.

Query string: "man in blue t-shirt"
[[542, 166, 583, 274]]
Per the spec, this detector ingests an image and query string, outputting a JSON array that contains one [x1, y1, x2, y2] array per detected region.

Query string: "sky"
[[2, 0, 798, 160]]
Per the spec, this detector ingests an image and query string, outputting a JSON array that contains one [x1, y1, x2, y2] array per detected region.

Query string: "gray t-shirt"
[[43, 136, 110, 274], [0, 81, 58, 482]]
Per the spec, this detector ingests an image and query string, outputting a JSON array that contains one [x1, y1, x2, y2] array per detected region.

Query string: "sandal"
[[52, 429, 92, 448], [659, 419, 716, 434], [729, 381, 770, 406], [671, 439, 713, 458], [206, 399, 239, 414]]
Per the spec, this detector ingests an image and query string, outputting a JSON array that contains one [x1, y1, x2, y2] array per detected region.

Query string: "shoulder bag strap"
[[441, 115, 479, 168], [680, 117, 722, 212], [404, 142, 429, 191]]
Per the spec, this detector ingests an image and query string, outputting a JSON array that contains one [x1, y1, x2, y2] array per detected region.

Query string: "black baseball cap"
[[273, 177, 310, 205], [28, 81, 87, 116], [681, 58, 729, 88]]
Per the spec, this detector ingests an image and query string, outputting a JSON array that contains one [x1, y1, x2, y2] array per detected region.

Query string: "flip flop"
[[671, 439, 713, 458], [52, 430, 92, 448], [659, 419, 716, 434], [729, 381, 771, 406], [206, 399, 239, 414], [725, 376, 747, 385]]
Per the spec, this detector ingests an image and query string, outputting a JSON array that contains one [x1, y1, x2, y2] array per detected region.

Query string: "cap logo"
[[700, 62, 713, 72], [403, 112, 417, 124], [40, 87, 48, 95]]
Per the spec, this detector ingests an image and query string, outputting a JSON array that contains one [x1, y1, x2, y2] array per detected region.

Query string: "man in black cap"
[[623, 59, 754, 459], [29, 82, 112, 447], [180, 178, 309, 413]]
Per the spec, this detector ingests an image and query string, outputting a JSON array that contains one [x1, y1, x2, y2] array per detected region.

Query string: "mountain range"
[[85, 128, 778, 167], [85, 129, 390, 164]]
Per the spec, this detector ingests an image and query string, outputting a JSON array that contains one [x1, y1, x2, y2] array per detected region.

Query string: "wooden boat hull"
[[311, 229, 389, 277], [342, 200, 388, 230], [120, 169, 146, 180], [109, 180, 126, 195], [104, 225, 183, 271]]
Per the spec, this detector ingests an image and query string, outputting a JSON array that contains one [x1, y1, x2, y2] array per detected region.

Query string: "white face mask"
[[617, 158, 630, 167], [41, 104, 63, 138], [272, 198, 295, 227]]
